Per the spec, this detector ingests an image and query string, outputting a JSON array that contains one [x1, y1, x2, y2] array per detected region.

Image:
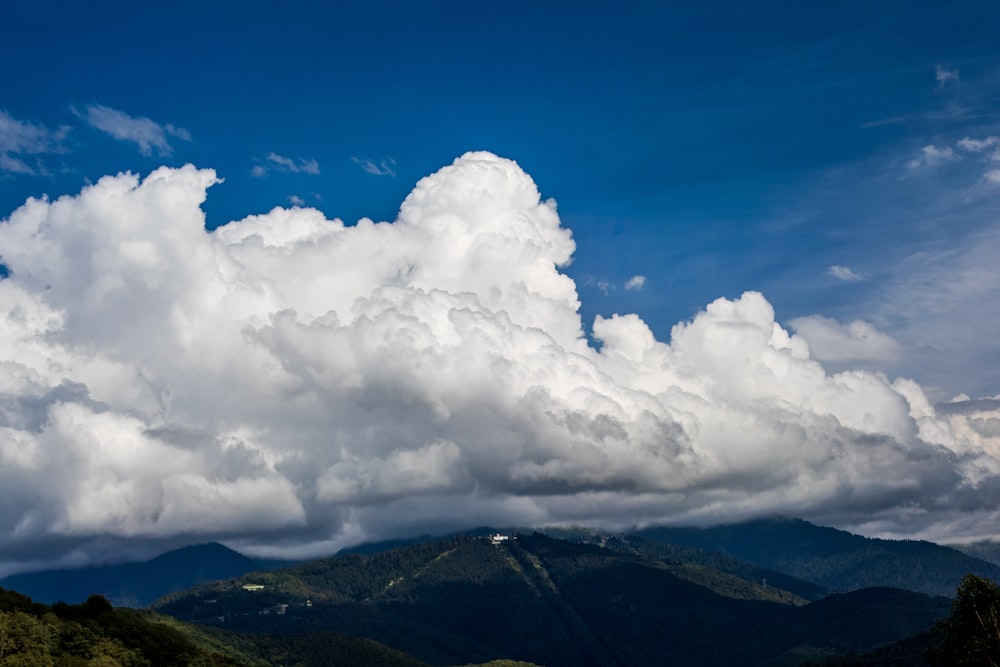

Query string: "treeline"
[[0, 587, 249, 666], [0, 586, 445, 667]]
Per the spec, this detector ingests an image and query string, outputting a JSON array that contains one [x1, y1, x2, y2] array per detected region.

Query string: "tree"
[[934, 574, 1000, 666], [0, 610, 56, 666]]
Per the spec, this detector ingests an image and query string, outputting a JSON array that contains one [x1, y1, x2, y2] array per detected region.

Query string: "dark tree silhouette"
[[934, 574, 1000, 666]]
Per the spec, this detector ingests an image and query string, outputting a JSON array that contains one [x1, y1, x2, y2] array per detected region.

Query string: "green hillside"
[[0, 586, 440, 667], [0, 587, 251, 666]]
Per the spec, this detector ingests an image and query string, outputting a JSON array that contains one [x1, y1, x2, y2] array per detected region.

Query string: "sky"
[[1, 1, 1000, 573]]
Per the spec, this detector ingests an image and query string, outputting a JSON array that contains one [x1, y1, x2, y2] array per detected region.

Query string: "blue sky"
[[2, 2, 1000, 566], [3, 2, 999, 397]]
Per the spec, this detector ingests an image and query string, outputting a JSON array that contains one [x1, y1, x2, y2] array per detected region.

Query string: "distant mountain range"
[[4, 517, 999, 665], [0, 542, 265, 607], [953, 539, 1000, 567], [151, 532, 953, 666]]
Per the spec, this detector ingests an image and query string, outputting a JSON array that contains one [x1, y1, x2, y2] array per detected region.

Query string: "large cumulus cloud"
[[1, 152, 998, 572]]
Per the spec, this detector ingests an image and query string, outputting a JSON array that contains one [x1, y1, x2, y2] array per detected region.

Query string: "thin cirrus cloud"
[[625, 275, 646, 290], [252, 152, 320, 177], [870, 217, 1000, 398], [352, 156, 396, 177], [74, 104, 190, 156], [906, 135, 1000, 183], [957, 136, 999, 153], [0, 110, 71, 175], [2, 152, 1000, 575], [907, 144, 958, 169], [935, 64, 959, 86], [829, 265, 865, 282]]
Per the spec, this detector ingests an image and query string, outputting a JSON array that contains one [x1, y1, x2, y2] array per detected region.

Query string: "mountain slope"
[[635, 517, 1000, 597], [0, 542, 260, 607], [0, 585, 434, 667], [599, 534, 827, 602], [153, 533, 950, 666]]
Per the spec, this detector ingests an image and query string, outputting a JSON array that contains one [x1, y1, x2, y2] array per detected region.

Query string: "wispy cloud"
[[861, 114, 915, 129], [625, 275, 646, 290], [252, 152, 320, 177], [352, 156, 396, 177], [935, 64, 959, 87], [907, 136, 1000, 182], [288, 195, 305, 206], [907, 144, 958, 169], [268, 152, 319, 174], [957, 136, 999, 153], [829, 265, 865, 282], [0, 153, 37, 175], [0, 110, 71, 175], [584, 276, 612, 295], [74, 104, 189, 156]]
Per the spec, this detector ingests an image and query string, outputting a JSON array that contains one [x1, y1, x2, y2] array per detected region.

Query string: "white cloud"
[[907, 144, 958, 169], [829, 265, 865, 281], [957, 136, 999, 153], [352, 156, 396, 176], [75, 104, 189, 156], [0, 154, 37, 175], [985, 169, 1000, 184], [868, 219, 1000, 400], [1, 151, 999, 571], [268, 152, 319, 174], [288, 195, 305, 206], [252, 153, 320, 177], [936, 64, 959, 86], [789, 315, 901, 363], [922, 136, 1000, 184], [625, 275, 646, 290], [0, 110, 71, 175]]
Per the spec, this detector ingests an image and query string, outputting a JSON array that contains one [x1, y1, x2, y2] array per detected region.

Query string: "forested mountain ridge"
[[634, 517, 1000, 597], [0, 584, 452, 666], [152, 533, 950, 667], [585, 534, 827, 602], [5, 518, 990, 665], [5, 517, 989, 609]]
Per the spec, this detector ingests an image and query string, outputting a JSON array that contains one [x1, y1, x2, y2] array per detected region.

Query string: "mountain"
[[597, 534, 828, 602], [0, 542, 262, 607], [633, 517, 1000, 597], [952, 539, 1000, 567], [0, 585, 435, 667], [153, 533, 950, 666]]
